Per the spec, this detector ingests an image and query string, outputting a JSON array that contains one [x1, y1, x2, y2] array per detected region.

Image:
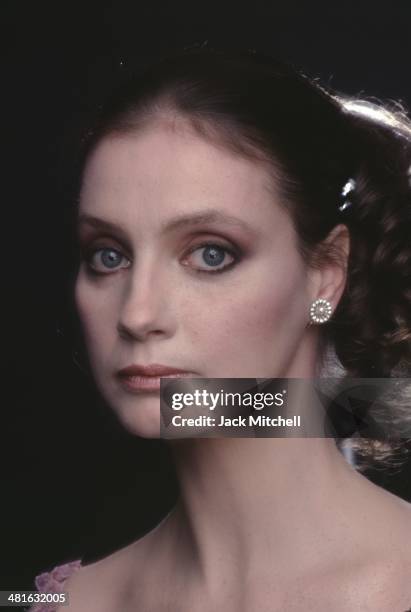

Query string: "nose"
[[116, 260, 174, 342]]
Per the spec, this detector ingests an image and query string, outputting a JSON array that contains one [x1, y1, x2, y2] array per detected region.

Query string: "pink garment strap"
[[29, 559, 82, 612]]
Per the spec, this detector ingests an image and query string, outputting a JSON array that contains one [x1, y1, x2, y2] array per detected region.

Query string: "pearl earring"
[[309, 298, 333, 324]]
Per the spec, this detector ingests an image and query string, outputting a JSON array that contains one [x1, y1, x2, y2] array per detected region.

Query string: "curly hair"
[[73, 44, 411, 471]]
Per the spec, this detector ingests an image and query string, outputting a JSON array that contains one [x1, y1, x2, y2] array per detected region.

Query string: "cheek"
[[227, 279, 302, 341], [75, 275, 94, 336], [182, 261, 309, 375], [74, 274, 114, 358]]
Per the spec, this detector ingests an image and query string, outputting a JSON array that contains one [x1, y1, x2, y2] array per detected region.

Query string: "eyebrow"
[[77, 209, 256, 236]]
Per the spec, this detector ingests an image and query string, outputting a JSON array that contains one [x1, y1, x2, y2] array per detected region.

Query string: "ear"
[[307, 224, 350, 312]]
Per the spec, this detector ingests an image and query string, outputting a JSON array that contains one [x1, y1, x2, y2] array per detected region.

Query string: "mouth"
[[116, 364, 195, 393]]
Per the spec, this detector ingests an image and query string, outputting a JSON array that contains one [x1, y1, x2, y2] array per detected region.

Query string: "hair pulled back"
[[76, 45, 411, 470]]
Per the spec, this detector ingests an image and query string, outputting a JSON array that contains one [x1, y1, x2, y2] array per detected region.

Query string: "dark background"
[[2, 0, 411, 593]]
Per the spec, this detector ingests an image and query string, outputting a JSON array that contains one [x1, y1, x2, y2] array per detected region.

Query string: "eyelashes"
[[80, 241, 241, 276], [182, 242, 239, 274], [82, 247, 130, 275]]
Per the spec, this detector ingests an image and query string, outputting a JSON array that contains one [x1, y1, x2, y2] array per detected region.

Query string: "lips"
[[117, 363, 193, 377], [116, 363, 194, 393]]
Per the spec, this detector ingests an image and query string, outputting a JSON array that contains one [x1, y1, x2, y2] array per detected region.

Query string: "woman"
[[30, 46, 411, 611]]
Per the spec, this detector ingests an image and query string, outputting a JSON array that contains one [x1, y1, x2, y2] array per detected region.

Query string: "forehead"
[[79, 124, 284, 229]]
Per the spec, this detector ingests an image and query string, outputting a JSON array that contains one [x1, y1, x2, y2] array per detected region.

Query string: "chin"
[[113, 396, 162, 439]]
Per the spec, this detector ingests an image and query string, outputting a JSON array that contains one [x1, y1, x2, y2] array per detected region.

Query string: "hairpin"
[[338, 178, 356, 212]]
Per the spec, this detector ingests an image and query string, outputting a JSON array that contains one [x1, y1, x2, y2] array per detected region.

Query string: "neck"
[[161, 436, 371, 589]]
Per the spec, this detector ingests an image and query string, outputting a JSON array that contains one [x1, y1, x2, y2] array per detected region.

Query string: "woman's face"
[[75, 121, 319, 437]]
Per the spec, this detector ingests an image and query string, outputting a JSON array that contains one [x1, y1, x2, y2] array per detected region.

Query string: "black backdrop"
[[2, 0, 411, 593]]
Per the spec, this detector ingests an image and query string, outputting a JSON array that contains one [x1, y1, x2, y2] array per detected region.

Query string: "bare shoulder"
[[55, 512, 176, 612], [355, 554, 411, 611], [303, 496, 411, 611], [56, 539, 146, 612], [344, 498, 411, 611], [305, 551, 411, 612]]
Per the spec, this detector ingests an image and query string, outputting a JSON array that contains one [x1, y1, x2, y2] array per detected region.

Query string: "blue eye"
[[84, 247, 130, 274], [81, 242, 240, 276], [184, 243, 238, 274]]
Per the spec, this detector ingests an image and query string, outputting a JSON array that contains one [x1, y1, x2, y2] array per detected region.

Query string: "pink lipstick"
[[116, 363, 194, 393]]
